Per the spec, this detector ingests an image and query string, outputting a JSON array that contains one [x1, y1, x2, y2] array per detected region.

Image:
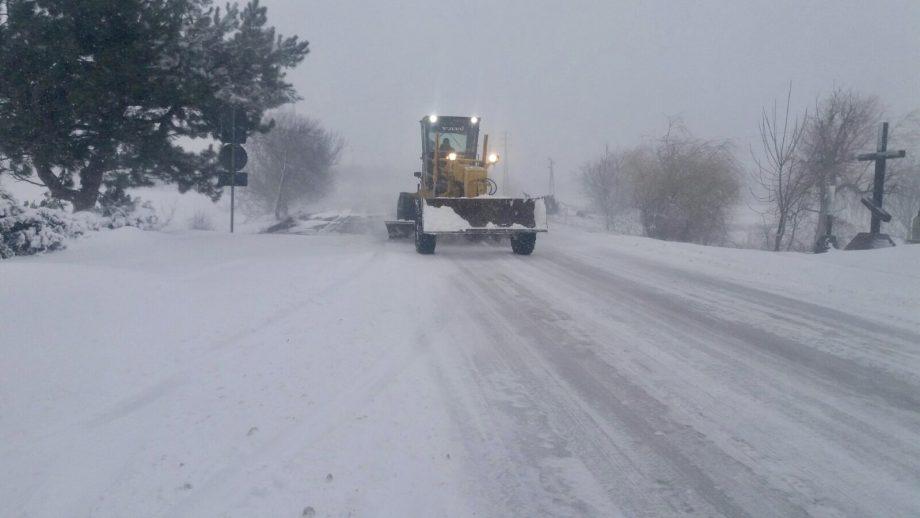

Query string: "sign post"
[[844, 122, 906, 250], [231, 120, 235, 233], [218, 107, 249, 233]]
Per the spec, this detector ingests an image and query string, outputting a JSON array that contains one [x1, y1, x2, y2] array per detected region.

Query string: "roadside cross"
[[845, 122, 906, 250]]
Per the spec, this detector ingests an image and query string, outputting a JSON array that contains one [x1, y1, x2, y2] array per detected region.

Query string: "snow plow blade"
[[421, 197, 547, 234], [385, 220, 415, 239]]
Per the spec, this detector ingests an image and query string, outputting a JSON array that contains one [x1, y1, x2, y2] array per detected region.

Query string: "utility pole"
[[502, 131, 510, 195], [545, 156, 560, 215]]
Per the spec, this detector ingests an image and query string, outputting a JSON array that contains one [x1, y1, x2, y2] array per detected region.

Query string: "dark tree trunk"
[[773, 213, 787, 251], [72, 163, 104, 212], [813, 176, 831, 245], [273, 162, 289, 221], [33, 159, 105, 212], [71, 191, 98, 212], [274, 198, 288, 221]]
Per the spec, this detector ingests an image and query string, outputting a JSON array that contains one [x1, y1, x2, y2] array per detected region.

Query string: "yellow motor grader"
[[385, 115, 547, 254]]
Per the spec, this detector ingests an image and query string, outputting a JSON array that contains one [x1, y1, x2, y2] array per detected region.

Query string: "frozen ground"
[[2, 223, 920, 517]]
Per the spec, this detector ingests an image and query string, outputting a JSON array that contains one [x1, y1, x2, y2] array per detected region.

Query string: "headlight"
[[487, 153, 499, 164], [428, 114, 438, 123], [470, 116, 479, 124], [447, 152, 457, 161]]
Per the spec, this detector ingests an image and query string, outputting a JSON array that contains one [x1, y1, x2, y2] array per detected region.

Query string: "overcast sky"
[[260, 0, 920, 196]]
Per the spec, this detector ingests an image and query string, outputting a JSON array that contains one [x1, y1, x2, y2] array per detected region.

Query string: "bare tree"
[[244, 112, 344, 220], [751, 86, 812, 251], [800, 89, 880, 246], [579, 146, 628, 231], [887, 164, 920, 235], [885, 112, 920, 235], [627, 122, 741, 245]]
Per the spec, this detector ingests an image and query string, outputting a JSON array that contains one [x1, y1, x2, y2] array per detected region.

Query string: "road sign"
[[219, 110, 249, 143], [218, 144, 248, 171], [217, 172, 248, 187]]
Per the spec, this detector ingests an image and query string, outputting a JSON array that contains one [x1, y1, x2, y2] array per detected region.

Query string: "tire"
[[510, 233, 536, 255], [415, 210, 436, 254], [396, 192, 417, 221]]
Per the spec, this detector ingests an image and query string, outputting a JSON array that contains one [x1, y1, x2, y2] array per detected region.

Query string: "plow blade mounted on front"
[[384, 220, 415, 239], [421, 197, 547, 234]]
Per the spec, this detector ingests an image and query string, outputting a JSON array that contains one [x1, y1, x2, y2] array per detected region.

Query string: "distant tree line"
[[580, 121, 742, 246], [580, 87, 920, 251]]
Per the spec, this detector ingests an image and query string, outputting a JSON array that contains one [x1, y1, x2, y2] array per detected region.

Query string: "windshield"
[[430, 132, 467, 155], [423, 116, 478, 160]]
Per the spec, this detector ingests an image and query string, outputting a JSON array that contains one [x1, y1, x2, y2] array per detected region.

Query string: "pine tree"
[[0, 0, 309, 211]]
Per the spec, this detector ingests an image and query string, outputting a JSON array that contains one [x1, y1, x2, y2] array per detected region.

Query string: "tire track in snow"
[[558, 243, 920, 366], [537, 249, 920, 414], [511, 245, 920, 516], [428, 285, 632, 517], [558, 237, 920, 343], [448, 256, 806, 517]]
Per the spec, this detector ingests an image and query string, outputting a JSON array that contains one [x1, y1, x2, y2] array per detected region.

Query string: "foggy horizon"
[[266, 0, 920, 195]]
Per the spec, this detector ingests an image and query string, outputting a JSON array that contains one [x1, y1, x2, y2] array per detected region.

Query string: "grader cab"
[[385, 115, 547, 254]]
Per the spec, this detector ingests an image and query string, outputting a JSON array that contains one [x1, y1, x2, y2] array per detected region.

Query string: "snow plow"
[[385, 115, 547, 254]]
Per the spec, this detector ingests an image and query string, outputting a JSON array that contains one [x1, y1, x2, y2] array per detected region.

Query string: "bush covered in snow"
[[0, 187, 160, 259], [1, 189, 81, 258], [96, 191, 160, 231], [187, 210, 215, 231]]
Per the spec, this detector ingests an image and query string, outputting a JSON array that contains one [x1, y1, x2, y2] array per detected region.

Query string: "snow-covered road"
[[3, 226, 920, 517]]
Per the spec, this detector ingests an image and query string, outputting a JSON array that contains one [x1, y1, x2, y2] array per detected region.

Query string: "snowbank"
[[550, 222, 920, 329]]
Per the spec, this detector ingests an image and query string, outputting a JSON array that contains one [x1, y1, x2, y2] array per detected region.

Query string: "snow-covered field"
[[2, 223, 919, 517]]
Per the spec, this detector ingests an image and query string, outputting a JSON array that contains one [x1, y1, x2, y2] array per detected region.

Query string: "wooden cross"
[[855, 122, 906, 234]]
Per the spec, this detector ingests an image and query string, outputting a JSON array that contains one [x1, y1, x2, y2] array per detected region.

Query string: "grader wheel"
[[415, 209, 436, 254], [510, 233, 536, 255]]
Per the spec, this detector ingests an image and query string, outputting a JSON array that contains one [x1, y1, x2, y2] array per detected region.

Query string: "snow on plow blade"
[[422, 197, 547, 234]]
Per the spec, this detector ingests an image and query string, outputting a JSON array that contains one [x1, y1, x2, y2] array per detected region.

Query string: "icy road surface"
[[2, 226, 920, 517]]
